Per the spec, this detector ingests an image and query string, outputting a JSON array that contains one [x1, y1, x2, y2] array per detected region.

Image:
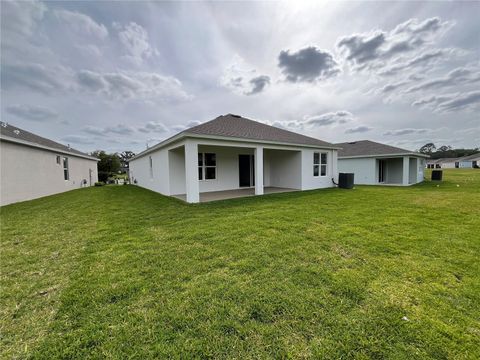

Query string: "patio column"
[[254, 146, 264, 195], [184, 140, 199, 203], [402, 156, 409, 186]]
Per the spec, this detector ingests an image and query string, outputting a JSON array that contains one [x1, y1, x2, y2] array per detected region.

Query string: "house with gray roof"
[[0, 122, 98, 206], [129, 114, 340, 203], [334, 140, 429, 186]]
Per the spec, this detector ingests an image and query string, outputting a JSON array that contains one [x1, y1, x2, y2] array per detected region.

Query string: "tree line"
[[418, 143, 479, 159]]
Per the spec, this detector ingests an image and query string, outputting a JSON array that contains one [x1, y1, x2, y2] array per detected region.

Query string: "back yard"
[[1, 169, 479, 359]]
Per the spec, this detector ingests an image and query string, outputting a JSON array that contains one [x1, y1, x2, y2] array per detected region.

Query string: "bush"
[[95, 182, 105, 187]]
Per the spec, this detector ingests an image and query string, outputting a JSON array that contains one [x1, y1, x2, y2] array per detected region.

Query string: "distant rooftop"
[[335, 140, 427, 158], [0, 122, 97, 160]]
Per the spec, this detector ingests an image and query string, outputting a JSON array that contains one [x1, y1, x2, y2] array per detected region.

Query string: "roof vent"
[[13, 129, 20, 135], [230, 114, 242, 118], [67, 144, 70, 149]]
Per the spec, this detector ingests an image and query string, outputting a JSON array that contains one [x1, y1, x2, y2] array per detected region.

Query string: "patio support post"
[[255, 146, 264, 195], [184, 140, 200, 203], [402, 156, 409, 186]]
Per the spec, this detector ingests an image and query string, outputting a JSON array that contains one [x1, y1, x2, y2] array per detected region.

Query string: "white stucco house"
[[0, 122, 99, 206], [129, 114, 340, 203], [335, 140, 428, 186]]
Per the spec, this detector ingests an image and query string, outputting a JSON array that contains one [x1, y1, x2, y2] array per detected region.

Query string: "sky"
[[1, 0, 479, 154]]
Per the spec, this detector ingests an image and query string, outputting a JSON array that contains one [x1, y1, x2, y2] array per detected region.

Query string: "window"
[[149, 156, 153, 178], [56, 155, 61, 165], [198, 152, 216, 180], [63, 157, 69, 180], [313, 152, 327, 176]]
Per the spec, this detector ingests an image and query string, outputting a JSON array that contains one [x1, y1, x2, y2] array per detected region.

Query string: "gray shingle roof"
[[459, 152, 480, 161], [184, 114, 335, 147], [0, 122, 96, 160], [335, 140, 426, 158]]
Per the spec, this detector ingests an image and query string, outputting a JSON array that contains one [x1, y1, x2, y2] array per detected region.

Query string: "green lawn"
[[1, 169, 479, 359]]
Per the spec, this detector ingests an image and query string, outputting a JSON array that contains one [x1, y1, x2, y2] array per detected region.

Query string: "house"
[[457, 153, 480, 168], [129, 114, 340, 203], [334, 140, 428, 186], [426, 158, 443, 169], [0, 122, 99, 206]]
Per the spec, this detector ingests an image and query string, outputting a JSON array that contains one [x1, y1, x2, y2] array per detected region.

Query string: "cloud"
[[83, 124, 135, 136], [6, 104, 58, 121], [337, 17, 453, 70], [62, 135, 95, 145], [53, 9, 108, 39], [221, 56, 270, 95], [1, 0, 46, 38], [137, 122, 168, 133], [379, 49, 455, 76], [383, 128, 429, 136], [245, 75, 271, 95], [404, 66, 480, 93], [278, 46, 340, 82], [436, 90, 480, 112], [76, 70, 191, 101], [115, 22, 158, 64], [345, 126, 372, 134], [304, 110, 353, 127], [0, 63, 68, 94]]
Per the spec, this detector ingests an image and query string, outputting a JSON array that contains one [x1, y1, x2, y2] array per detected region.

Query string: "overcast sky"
[[1, 1, 479, 154]]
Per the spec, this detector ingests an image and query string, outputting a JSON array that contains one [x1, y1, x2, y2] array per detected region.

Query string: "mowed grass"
[[1, 169, 479, 359]]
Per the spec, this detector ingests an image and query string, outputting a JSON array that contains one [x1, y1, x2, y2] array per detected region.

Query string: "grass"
[[1, 169, 479, 359]]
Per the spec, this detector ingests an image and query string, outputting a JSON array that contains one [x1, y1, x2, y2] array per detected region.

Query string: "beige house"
[[0, 122, 98, 206]]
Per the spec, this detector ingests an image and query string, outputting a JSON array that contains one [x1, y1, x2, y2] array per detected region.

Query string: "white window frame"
[[313, 152, 327, 177], [63, 157, 69, 181], [198, 152, 216, 181]]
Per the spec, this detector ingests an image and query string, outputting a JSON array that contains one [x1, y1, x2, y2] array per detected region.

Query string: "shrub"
[[94, 182, 105, 187]]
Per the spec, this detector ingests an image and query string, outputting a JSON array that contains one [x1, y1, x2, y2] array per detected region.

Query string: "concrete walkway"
[[173, 187, 297, 203]]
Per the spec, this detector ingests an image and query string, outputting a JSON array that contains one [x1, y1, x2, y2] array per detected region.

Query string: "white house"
[[458, 153, 480, 168], [129, 114, 340, 203], [335, 140, 428, 186], [0, 122, 99, 206]]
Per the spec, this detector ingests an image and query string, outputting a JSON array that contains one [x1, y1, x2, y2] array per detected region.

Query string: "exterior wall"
[[0, 141, 98, 206], [385, 158, 403, 184], [301, 149, 336, 190], [440, 162, 456, 169], [338, 158, 376, 185], [168, 147, 185, 195], [409, 157, 417, 184], [265, 149, 302, 189], [417, 158, 425, 182]]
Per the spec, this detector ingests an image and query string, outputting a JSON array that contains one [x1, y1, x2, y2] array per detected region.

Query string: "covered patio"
[[173, 186, 297, 202]]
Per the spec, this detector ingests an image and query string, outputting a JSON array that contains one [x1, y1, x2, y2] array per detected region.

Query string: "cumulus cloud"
[[278, 46, 340, 82], [345, 126, 372, 134], [221, 56, 270, 95], [137, 122, 169, 133], [337, 17, 453, 70], [245, 75, 271, 95], [6, 104, 58, 121], [76, 70, 191, 101], [383, 128, 429, 136], [53, 9, 108, 39], [115, 22, 158, 64]]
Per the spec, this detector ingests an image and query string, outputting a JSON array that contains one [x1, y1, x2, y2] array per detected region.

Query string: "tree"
[[437, 145, 452, 153], [419, 143, 436, 155], [119, 151, 135, 170], [91, 150, 121, 182]]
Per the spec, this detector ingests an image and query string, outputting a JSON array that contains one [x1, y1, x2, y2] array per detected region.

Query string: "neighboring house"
[[0, 122, 99, 206], [426, 158, 444, 169], [335, 140, 428, 186], [129, 114, 340, 203], [457, 153, 480, 168]]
